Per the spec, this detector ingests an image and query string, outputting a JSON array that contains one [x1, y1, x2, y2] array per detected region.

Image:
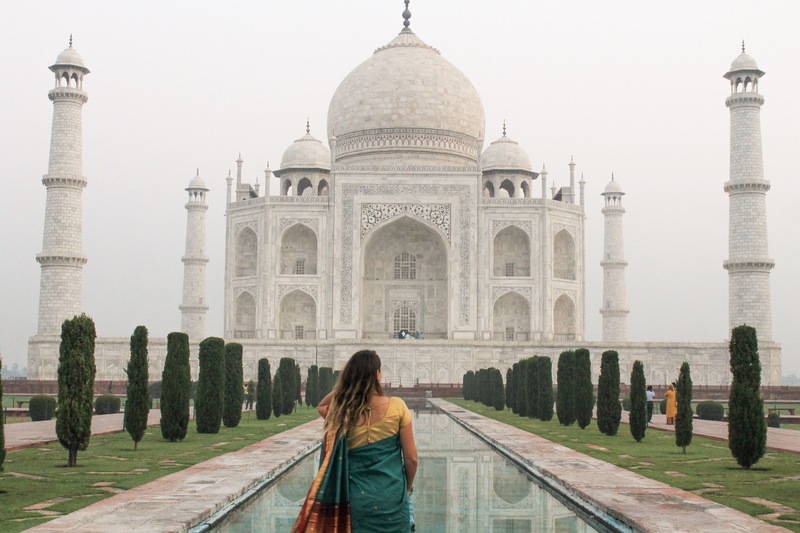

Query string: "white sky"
[[2, 1, 799, 377]]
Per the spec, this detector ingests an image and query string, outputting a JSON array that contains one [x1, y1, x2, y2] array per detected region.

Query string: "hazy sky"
[[2, 1, 799, 376]]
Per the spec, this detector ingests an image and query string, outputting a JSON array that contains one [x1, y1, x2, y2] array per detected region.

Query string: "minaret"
[[180, 170, 210, 342], [600, 174, 629, 342], [723, 43, 774, 340], [36, 37, 90, 335]]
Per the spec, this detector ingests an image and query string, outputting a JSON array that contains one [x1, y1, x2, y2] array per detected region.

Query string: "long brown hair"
[[324, 350, 383, 434]]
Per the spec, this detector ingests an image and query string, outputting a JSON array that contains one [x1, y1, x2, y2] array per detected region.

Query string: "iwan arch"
[[28, 10, 781, 386]]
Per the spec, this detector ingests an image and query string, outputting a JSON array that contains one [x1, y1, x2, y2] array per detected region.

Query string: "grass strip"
[[0, 407, 319, 532], [450, 399, 800, 532]]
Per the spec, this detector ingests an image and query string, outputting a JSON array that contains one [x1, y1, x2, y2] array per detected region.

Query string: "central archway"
[[361, 216, 448, 339]]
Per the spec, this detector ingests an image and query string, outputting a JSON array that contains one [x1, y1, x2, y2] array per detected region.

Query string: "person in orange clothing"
[[664, 383, 677, 425]]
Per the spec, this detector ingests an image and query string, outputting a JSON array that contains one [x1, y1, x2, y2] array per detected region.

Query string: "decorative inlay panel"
[[491, 220, 532, 239], [279, 217, 320, 235], [361, 204, 450, 242], [391, 300, 419, 311], [552, 223, 575, 239], [334, 128, 479, 161], [340, 183, 471, 325], [491, 286, 532, 302], [234, 220, 259, 235], [278, 284, 318, 303]]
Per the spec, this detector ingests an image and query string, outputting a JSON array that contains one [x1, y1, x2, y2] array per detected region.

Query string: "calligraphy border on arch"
[[341, 183, 471, 325], [361, 203, 450, 242]]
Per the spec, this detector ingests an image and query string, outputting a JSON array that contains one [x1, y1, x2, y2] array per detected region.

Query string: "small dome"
[[187, 171, 208, 191], [603, 177, 624, 195], [730, 52, 759, 72], [481, 134, 532, 172], [279, 132, 331, 171]]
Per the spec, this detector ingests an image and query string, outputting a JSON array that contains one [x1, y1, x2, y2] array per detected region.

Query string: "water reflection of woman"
[[293, 350, 418, 532]]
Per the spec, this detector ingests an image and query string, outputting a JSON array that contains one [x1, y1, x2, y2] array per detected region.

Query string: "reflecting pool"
[[215, 405, 601, 532]]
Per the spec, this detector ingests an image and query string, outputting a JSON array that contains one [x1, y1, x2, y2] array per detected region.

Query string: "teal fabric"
[[348, 434, 410, 533], [316, 433, 350, 506]]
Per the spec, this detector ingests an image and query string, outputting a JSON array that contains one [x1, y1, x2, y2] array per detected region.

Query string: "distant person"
[[293, 350, 417, 532], [664, 384, 677, 425], [646, 385, 655, 424]]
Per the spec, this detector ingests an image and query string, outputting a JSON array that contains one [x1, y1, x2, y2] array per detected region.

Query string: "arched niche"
[[280, 224, 317, 275], [483, 181, 495, 198], [492, 291, 530, 341], [554, 230, 576, 280], [493, 226, 530, 277], [235, 292, 256, 339], [553, 294, 575, 341], [235, 227, 258, 277], [361, 216, 448, 339], [499, 179, 515, 198], [297, 177, 313, 197], [279, 290, 316, 340], [281, 179, 293, 196], [520, 181, 530, 198], [318, 179, 329, 196]]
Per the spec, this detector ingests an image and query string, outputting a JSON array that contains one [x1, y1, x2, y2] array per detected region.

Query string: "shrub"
[[307, 366, 319, 407], [622, 397, 632, 412], [536, 356, 554, 422], [728, 325, 767, 469], [256, 358, 272, 420], [223, 343, 244, 428], [272, 375, 283, 418], [196, 337, 226, 434], [56, 314, 97, 467], [505, 367, 514, 411], [767, 411, 781, 428], [597, 350, 621, 436], [160, 332, 191, 442], [696, 400, 724, 421], [94, 394, 121, 415], [515, 360, 529, 417], [276, 358, 297, 415], [30, 395, 58, 421], [125, 325, 150, 450], [574, 348, 595, 429], [319, 367, 334, 401], [488, 367, 505, 411], [659, 398, 667, 415]]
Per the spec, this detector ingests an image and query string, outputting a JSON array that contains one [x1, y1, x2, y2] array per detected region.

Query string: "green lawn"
[[0, 407, 320, 532], [451, 399, 800, 532]]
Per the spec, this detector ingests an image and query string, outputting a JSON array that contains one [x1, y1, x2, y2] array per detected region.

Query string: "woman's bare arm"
[[318, 392, 333, 418], [399, 422, 418, 495]]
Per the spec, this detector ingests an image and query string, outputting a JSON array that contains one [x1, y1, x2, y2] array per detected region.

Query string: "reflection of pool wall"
[[215, 408, 597, 532]]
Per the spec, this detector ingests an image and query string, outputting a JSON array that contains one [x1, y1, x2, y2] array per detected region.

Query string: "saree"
[[293, 431, 409, 533]]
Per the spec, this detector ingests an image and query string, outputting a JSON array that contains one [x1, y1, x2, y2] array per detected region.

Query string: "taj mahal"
[[27, 4, 781, 386]]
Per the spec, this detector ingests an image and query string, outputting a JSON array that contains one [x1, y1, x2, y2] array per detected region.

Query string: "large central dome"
[[327, 28, 486, 166]]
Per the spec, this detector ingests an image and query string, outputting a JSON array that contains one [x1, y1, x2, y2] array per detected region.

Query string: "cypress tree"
[[272, 375, 283, 418], [245, 380, 255, 410], [515, 360, 529, 417], [728, 325, 766, 469], [597, 350, 621, 436], [477, 368, 487, 405], [556, 350, 576, 426], [56, 314, 97, 467], [160, 332, 191, 442], [125, 325, 150, 450], [295, 363, 303, 407], [319, 367, 334, 400], [629, 360, 647, 443], [675, 362, 693, 453], [256, 358, 272, 420], [574, 348, 595, 429], [196, 337, 225, 434], [464, 370, 475, 401], [537, 356, 554, 422], [277, 358, 297, 415], [0, 354, 5, 471], [223, 342, 244, 428], [307, 365, 320, 407], [527, 356, 540, 418], [489, 368, 505, 411], [505, 367, 514, 411]]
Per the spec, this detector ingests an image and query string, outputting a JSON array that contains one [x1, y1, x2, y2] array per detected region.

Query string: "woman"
[[293, 350, 418, 532], [664, 384, 677, 425]]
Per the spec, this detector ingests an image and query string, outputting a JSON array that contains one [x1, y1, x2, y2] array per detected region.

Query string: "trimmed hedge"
[[94, 394, 121, 415], [30, 395, 57, 421], [767, 411, 781, 428], [696, 400, 724, 421]]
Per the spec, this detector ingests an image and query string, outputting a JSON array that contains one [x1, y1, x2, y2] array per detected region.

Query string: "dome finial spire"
[[403, 0, 411, 29], [306, 117, 310, 134], [502, 120, 506, 137], [69, 34, 73, 48], [742, 40, 746, 53]]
